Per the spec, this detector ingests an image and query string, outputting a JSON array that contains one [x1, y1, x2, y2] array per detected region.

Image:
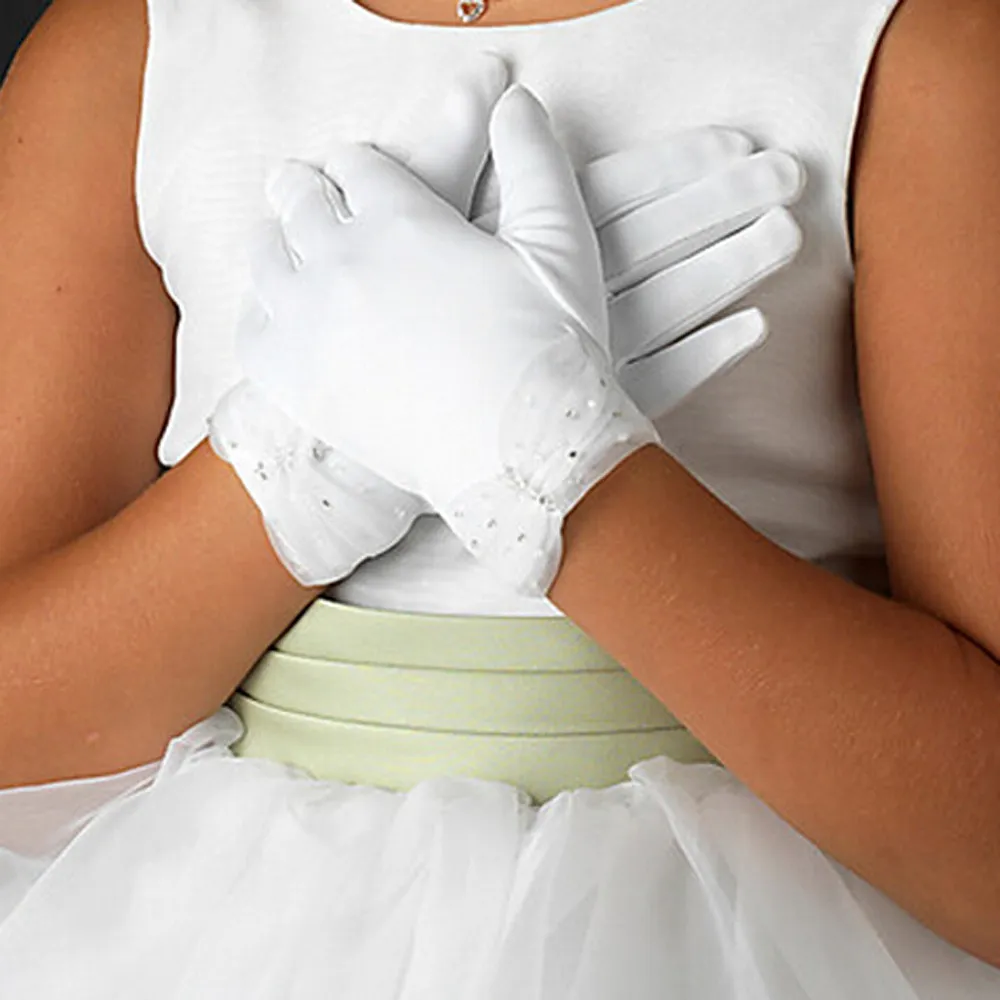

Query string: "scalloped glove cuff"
[[442, 333, 661, 596], [209, 381, 425, 587]]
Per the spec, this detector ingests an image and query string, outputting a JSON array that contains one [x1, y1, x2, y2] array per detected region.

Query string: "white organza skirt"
[[0, 709, 997, 999]]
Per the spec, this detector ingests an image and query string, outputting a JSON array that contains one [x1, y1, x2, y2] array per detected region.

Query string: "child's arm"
[[551, 0, 1000, 965], [0, 0, 317, 789]]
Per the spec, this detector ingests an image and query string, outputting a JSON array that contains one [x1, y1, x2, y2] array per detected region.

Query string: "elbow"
[[929, 844, 1000, 969], [969, 890, 1000, 970], [959, 921, 1000, 972]]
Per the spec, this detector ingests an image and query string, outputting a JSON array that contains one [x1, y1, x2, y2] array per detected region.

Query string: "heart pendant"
[[456, 0, 486, 23]]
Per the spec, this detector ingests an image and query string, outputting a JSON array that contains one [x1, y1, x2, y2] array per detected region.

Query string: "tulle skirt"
[[1, 708, 998, 999]]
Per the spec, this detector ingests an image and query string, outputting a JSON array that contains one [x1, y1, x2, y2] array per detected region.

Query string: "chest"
[[146, 0, 858, 246], [142, 0, 889, 565]]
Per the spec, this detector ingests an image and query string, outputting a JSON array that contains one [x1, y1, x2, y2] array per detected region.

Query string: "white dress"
[[1, 0, 999, 995]]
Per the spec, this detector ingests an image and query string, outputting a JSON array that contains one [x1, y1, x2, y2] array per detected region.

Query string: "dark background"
[[2, 0, 50, 81]]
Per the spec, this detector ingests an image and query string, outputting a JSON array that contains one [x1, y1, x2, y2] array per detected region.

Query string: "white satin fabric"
[[238, 95, 658, 595]]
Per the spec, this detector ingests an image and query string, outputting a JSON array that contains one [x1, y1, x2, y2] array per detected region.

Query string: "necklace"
[[456, 0, 487, 22]]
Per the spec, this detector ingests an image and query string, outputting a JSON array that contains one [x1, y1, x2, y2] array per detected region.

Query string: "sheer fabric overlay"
[[1, 710, 998, 998]]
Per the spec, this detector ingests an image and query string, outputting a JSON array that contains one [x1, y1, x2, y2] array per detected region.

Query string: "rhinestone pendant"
[[456, 0, 486, 22]]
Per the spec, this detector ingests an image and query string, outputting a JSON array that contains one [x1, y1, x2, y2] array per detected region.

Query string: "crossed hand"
[[210, 55, 803, 594]]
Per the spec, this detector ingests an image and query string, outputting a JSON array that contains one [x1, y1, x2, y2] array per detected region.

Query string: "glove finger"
[[609, 207, 802, 365], [470, 126, 753, 233], [245, 218, 298, 303], [601, 149, 805, 295], [377, 52, 508, 214], [234, 293, 276, 392], [619, 308, 767, 422], [579, 126, 753, 228], [238, 226, 309, 393], [492, 86, 592, 240], [324, 139, 437, 217], [491, 85, 605, 332], [234, 293, 270, 344], [267, 160, 347, 261]]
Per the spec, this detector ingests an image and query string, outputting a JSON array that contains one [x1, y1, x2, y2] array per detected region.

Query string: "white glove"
[[208, 381, 426, 585], [239, 86, 659, 595], [219, 52, 804, 588], [576, 139, 803, 418], [388, 58, 804, 399], [210, 56, 511, 586], [477, 128, 804, 419]]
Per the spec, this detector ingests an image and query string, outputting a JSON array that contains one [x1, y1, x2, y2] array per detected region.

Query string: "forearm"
[[0, 441, 317, 789], [551, 445, 1000, 963]]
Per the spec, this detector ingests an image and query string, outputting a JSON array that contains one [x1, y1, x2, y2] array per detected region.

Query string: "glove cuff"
[[209, 381, 423, 587], [442, 332, 660, 596]]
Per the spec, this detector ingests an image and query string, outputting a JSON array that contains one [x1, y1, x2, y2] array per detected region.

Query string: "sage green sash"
[[230, 599, 714, 802]]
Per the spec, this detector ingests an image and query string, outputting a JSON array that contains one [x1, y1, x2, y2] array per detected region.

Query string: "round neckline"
[[343, 0, 646, 34]]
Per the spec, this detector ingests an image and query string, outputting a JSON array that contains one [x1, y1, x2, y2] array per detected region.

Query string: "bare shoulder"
[[853, 0, 999, 245], [0, 0, 177, 571], [2, 0, 150, 134], [0, 0, 152, 245], [851, 0, 1000, 651]]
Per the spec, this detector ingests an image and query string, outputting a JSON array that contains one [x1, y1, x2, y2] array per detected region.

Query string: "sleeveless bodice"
[[139, 0, 901, 615]]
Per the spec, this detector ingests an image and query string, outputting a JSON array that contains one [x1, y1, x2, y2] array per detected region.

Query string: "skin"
[[357, 0, 637, 25], [553, 0, 1000, 964], [0, 0, 998, 967], [0, 0, 320, 780]]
